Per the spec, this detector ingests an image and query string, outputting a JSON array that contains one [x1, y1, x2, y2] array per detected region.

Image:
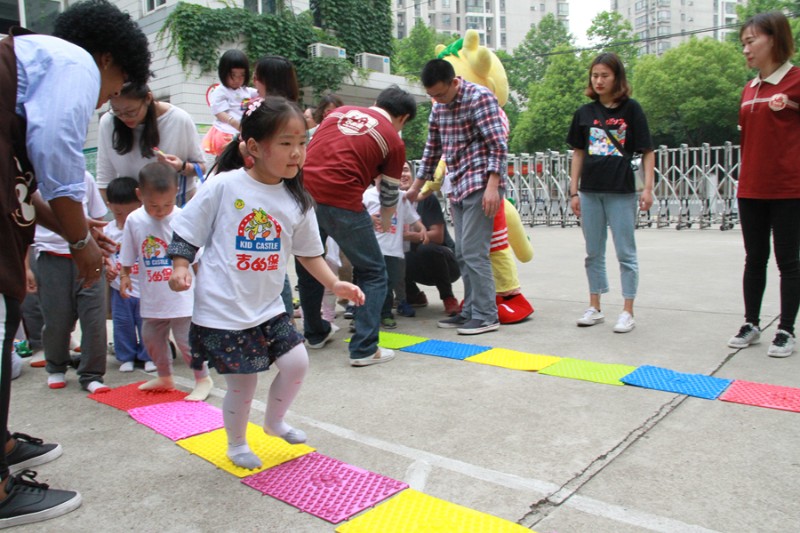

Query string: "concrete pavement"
[[10, 225, 799, 532]]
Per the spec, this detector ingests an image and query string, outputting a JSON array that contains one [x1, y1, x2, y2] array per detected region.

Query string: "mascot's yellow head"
[[435, 29, 508, 107]]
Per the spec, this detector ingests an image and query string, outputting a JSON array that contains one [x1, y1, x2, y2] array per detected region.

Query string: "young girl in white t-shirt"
[[168, 96, 364, 470], [202, 49, 258, 157]]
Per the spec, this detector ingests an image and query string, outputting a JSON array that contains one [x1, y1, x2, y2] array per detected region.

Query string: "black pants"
[[0, 295, 19, 480], [738, 198, 800, 334], [405, 244, 461, 300]]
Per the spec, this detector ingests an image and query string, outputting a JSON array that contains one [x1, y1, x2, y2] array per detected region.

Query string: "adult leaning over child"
[[0, 0, 150, 527]]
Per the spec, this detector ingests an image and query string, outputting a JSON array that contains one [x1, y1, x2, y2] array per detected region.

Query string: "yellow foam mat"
[[465, 348, 561, 371], [336, 489, 533, 532], [538, 357, 636, 386], [177, 422, 314, 478]]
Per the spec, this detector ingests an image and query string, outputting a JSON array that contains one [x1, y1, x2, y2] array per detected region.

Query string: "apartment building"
[[612, 0, 741, 55], [393, 0, 570, 52]]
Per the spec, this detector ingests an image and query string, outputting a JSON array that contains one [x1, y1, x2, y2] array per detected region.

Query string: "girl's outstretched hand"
[[332, 281, 365, 306], [169, 265, 193, 292]]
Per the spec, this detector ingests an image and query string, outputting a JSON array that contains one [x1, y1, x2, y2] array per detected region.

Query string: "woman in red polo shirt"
[[727, 11, 800, 358]]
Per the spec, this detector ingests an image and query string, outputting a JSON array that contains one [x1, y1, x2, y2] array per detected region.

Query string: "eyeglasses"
[[111, 101, 146, 120]]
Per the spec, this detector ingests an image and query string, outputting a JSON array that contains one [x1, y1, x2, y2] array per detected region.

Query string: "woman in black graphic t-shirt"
[[566, 52, 655, 334]]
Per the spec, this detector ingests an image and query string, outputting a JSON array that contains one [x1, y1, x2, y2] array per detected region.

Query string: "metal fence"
[[419, 142, 742, 231]]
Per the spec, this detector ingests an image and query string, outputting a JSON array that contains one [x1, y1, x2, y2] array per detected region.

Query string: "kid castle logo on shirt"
[[235, 207, 281, 272], [141, 235, 171, 283]]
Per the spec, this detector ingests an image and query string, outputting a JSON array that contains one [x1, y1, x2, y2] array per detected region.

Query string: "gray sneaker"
[[438, 315, 468, 329], [456, 319, 500, 335], [767, 329, 795, 358], [728, 323, 761, 348]]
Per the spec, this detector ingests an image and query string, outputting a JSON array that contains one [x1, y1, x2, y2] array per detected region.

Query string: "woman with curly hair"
[[0, 0, 150, 527]]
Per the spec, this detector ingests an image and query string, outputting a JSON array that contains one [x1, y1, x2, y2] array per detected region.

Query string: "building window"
[[443, 14, 451, 26], [540, 3, 545, 13], [443, 0, 450, 7], [145, 0, 167, 13], [658, 41, 671, 53], [635, 14, 648, 27], [658, 10, 671, 21], [245, 0, 280, 15], [636, 30, 648, 39], [500, 15, 505, 29], [635, 0, 646, 11], [657, 25, 671, 35], [397, 0, 404, 7], [500, 0, 505, 13], [501, 33, 506, 47], [557, 2, 568, 15]]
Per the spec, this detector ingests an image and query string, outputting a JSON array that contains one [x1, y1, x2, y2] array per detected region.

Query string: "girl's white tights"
[[223, 344, 309, 469]]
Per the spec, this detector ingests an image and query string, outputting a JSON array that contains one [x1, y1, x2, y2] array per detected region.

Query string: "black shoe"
[[0, 470, 81, 528], [7, 433, 62, 475]]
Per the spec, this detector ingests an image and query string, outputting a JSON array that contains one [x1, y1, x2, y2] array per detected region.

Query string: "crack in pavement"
[[517, 315, 780, 531]]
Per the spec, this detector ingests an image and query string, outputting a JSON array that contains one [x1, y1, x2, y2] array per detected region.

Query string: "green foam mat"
[[538, 357, 637, 386]]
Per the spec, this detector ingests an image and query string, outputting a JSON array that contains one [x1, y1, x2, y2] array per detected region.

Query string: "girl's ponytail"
[[210, 135, 246, 175]]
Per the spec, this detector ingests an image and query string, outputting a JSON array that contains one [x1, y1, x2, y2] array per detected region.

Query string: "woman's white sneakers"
[[576, 308, 635, 333], [613, 312, 636, 333]]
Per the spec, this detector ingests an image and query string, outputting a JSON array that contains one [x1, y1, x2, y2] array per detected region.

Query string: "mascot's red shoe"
[[496, 294, 534, 324]]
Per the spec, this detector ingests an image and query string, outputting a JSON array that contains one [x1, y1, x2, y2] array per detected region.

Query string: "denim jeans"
[[296, 203, 387, 359], [382, 255, 404, 319], [579, 192, 639, 299], [451, 190, 497, 323], [110, 287, 150, 363]]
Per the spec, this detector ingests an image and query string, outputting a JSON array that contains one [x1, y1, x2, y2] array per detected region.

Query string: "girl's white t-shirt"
[[362, 188, 420, 259], [209, 85, 258, 135], [171, 168, 324, 330], [119, 206, 194, 319], [96, 105, 205, 193]]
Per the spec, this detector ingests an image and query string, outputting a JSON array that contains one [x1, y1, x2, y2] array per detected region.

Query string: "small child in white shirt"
[[202, 49, 258, 156], [103, 177, 153, 373], [119, 163, 212, 401], [362, 182, 427, 329]]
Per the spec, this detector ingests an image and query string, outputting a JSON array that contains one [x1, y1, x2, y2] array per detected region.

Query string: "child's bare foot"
[[185, 376, 213, 401], [138, 376, 175, 392]]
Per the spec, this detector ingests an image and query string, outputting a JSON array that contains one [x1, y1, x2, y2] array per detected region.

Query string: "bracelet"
[[570, 193, 579, 198], [227, 116, 235, 125]]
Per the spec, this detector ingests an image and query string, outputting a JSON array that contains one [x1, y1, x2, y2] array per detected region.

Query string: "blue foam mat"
[[399, 339, 490, 360], [620, 365, 733, 400]]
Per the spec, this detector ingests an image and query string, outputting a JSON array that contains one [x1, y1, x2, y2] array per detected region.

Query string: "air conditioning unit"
[[355, 52, 390, 74], [308, 43, 346, 59]]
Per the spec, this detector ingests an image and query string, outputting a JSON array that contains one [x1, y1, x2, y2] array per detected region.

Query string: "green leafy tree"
[[392, 20, 458, 78], [401, 101, 432, 161], [310, 0, 393, 56], [507, 14, 573, 102], [633, 37, 749, 146], [586, 11, 639, 71], [510, 45, 585, 153]]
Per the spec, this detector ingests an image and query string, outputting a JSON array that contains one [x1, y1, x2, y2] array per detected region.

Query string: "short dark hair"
[[584, 52, 632, 103], [138, 162, 177, 193], [218, 49, 250, 89], [106, 176, 139, 204], [740, 11, 796, 65], [52, 0, 151, 87], [421, 59, 455, 88], [111, 83, 159, 158], [375, 86, 417, 123], [254, 56, 299, 102], [313, 94, 344, 124]]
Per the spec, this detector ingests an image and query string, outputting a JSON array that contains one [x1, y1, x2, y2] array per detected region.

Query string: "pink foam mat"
[[88, 381, 189, 411], [241, 452, 408, 523], [719, 380, 800, 413], [128, 401, 224, 441]]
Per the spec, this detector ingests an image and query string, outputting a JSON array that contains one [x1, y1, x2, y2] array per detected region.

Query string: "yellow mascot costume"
[[421, 30, 534, 324]]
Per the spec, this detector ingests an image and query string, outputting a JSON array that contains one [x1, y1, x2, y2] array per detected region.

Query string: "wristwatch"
[[68, 231, 92, 251]]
